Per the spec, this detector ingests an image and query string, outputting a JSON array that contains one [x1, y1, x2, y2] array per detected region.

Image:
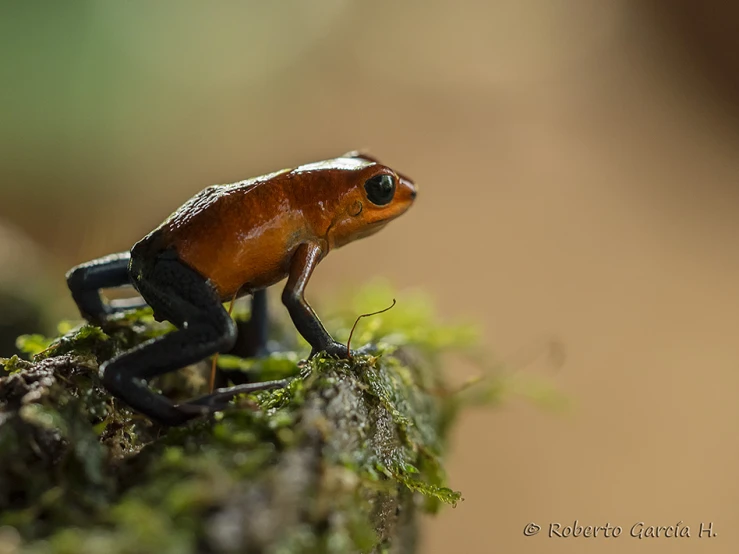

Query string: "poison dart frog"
[[66, 151, 417, 425]]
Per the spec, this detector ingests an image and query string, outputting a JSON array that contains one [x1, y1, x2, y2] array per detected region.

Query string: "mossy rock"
[[0, 285, 486, 554]]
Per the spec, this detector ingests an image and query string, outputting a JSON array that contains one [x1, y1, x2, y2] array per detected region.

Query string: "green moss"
[[1, 354, 33, 375], [215, 352, 302, 382], [322, 281, 479, 356], [16, 324, 112, 361], [0, 284, 553, 553]]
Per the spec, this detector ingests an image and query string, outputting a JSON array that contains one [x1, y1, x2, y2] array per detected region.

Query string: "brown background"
[[2, 1, 739, 552]]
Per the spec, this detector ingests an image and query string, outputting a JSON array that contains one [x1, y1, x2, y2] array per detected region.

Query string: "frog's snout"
[[397, 172, 417, 202]]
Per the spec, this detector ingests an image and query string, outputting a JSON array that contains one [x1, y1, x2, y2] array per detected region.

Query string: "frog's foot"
[[308, 341, 380, 360]]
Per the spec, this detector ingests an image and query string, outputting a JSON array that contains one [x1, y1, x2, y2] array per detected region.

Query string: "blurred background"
[[3, 1, 739, 552]]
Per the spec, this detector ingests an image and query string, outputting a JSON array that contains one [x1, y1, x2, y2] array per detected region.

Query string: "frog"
[[65, 151, 417, 425]]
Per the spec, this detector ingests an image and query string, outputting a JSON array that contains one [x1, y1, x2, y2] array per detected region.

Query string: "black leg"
[[66, 252, 132, 322], [101, 256, 286, 426], [220, 289, 271, 386], [227, 289, 269, 359], [282, 242, 348, 358], [249, 288, 269, 356]]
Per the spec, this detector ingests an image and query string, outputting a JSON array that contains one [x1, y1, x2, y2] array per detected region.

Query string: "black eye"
[[363, 174, 395, 206]]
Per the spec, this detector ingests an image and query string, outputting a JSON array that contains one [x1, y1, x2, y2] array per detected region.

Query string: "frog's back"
[[132, 182, 248, 256], [131, 169, 306, 298], [158, 184, 227, 235], [157, 170, 287, 235]]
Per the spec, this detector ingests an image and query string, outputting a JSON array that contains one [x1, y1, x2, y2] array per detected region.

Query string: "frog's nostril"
[[410, 188, 417, 199]]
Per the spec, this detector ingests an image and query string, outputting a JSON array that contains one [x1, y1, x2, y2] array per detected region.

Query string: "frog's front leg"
[[282, 242, 349, 358]]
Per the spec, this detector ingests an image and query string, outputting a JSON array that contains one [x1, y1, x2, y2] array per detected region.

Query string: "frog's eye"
[[364, 174, 395, 206]]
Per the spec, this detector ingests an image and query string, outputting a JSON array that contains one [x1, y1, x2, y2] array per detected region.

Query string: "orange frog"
[[66, 151, 417, 425]]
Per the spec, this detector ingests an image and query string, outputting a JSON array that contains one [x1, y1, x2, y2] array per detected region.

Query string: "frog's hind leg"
[[100, 256, 287, 426], [66, 252, 135, 323]]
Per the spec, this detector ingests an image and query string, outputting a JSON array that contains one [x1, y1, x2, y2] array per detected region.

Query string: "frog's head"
[[325, 151, 417, 249]]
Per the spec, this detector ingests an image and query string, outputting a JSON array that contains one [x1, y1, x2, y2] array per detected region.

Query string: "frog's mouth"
[[327, 218, 388, 249], [355, 220, 388, 239]]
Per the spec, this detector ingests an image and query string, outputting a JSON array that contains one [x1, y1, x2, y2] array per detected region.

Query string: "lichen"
[[0, 284, 506, 553]]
